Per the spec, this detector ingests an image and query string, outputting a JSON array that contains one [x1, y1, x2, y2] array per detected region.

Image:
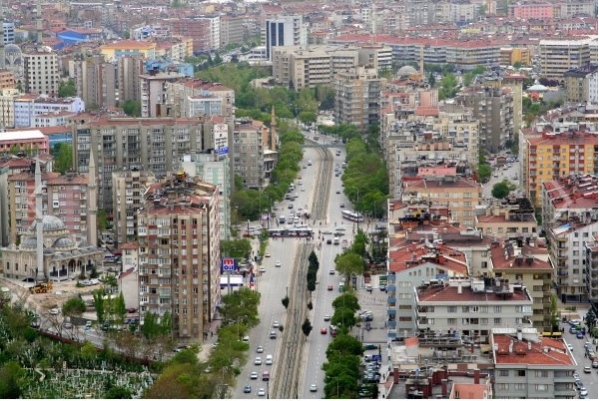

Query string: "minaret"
[[34, 160, 45, 281], [36, 0, 43, 44], [270, 105, 277, 151], [87, 150, 98, 247], [0, 0, 5, 69]]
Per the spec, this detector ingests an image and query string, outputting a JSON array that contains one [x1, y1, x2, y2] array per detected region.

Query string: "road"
[[562, 317, 598, 400], [232, 145, 324, 399], [482, 160, 521, 199]]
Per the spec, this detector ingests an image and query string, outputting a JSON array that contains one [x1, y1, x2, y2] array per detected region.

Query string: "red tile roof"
[[121, 242, 139, 250], [417, 281, 531, 303], [389, 243, 468, 276], [493, 334, 575, 366]]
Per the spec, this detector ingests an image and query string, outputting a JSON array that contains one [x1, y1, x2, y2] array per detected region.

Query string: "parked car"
[[577, 331, 584, 339]]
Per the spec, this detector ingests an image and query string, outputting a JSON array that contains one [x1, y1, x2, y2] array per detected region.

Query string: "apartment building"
[[476, 197, 537, 238], [456, 86, 514, 154], [387, 242, 469, 338], [521, 131, 598, 206], [137, 173, 221, 341], [264, 15, 303, 60], [563, 64, 598, 105], [233, 118, 267, 189], [401, 175, 482, 227], [99, 39, 157, 61], [220, 15, 256, 48], [0, 129, 49, 155], [0, 70, 14, 89], [492, 329, 577, 399], [539, 38, 592, 80], [334, 67, 382, 133], [413, 277, 534, 343], [583, 236, 597, 313], [166, 16, 220, 53], [490, 240, 554, 332], [140, 71, 186, 118], [181, 152, 232, 241], [445, 42, 501, 70], [73, 54, 118, 109], [163, 78, 236, 119], [72, 116, 226, 212], [112, 169, 156, 244], [117, 55, 145, 104], [13, 95, 85, 128], [0, 88, 19, 128], [272, 44, 392, 90], [508, 3, 554, 19], [23, 48, 60, 95]]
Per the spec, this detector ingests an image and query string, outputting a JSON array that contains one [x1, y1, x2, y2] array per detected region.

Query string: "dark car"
[[577, 331, 584, 339], [269, 331, 277, 339], [243, 385, 252, 393], [363, 344, 378, 350]]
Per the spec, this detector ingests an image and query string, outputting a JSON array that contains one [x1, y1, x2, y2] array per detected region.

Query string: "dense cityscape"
[[0, 0, 597, 399]]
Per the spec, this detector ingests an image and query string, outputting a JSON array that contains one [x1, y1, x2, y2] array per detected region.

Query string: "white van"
[[265, 354, 273, 365]]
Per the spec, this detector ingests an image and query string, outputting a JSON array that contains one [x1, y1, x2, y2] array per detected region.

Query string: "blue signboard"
[[371, 354, 382, 361], [218, 146, 229, 156], [221, 258, 236, 272]]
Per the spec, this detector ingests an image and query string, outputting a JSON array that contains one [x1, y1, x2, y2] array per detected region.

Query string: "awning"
[[387, 297, 397, 304], [480, 344, 493, 353], [387, 309, 397, 315]]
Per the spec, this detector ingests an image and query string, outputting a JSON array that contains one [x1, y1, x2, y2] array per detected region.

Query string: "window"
[[494, 318, 502, 324], [515, 383, 526, 390], [535, 384, 547, 391], [447, 318, 457, 326], [494, 306, 502, 313], [535, 371, 548, 378], [448, 306, 457, 313], [498, 370, 509, 377], [517, 370, 526, 377]]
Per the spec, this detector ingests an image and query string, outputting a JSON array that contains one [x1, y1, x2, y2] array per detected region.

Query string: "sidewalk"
[[197, 236, 262, 362]]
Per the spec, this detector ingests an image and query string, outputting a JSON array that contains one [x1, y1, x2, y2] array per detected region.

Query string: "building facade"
[[334, 67, 382, 134], [539, 39, 592, 80], [137, 173, 221, 341], [23, 48, 60, 96], [264, 15, 303, 60]]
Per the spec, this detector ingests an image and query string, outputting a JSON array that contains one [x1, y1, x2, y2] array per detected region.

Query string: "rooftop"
[[493, 333, 575, 366], [416, 277, 532, 303], [388, 242, 468, 276]]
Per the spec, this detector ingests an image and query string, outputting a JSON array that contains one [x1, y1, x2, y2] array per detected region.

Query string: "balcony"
[[558, 269, 569, 277]]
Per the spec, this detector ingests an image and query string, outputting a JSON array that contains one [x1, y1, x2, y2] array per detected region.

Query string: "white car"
[[49, 308, 60, 315], [250, 372, 258, 380], [243, 336, 250, 343], [264, 252, 271, 258], [254, 357, 262, 365], [275, 261, 281, 268], [272, 321, 280, 328], [309, 384, 317, 392], [257, 388, 266, 397], [256, 345, 264, 353], [259, 266, 266, 273], [567, 343, 574, 351]]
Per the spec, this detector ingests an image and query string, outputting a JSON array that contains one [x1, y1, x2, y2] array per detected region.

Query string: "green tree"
[[58, 79, 77, 98], [331, 307, 357, 330], [0, 361, 24, 398], [282, 296, 289, 309], [105, 386, 133, 399], [97, 209, 109, 232], [62, 295, 86, 317], [428, 72, 436, 87], [325, 334, 363, 358], [92, 289, 106, 324], [122, 100, 141, 117], [219, 288, 261, 328], [513, 61, 523, 69], [114, 292, 127, 324], [551, 294, 560, 332], [438, 73, 459, 100], [334, 252, 363, 289], [81, 342, 98, 361], [298, 110, 317, 125], [332, 293, 360, 312], [492, 180, 516, 199], [220, 239, 252, 259], [478, 164, 492, 182], [52, 143, 73, 174], [301, 318, 312, 337]]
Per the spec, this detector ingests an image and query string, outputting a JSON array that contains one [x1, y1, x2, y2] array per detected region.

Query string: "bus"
[[342, 210, 364, 223], [268, 228, 314, 238]]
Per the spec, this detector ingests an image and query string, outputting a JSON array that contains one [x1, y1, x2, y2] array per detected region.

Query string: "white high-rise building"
[[264, 16, 304, 61]]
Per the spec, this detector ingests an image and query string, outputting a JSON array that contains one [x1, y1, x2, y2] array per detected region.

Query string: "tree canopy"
[[219, 287, 261, 328], [334, 252, 364, 288], [492, 180, 516, 199], [52, 143, 73, 174]]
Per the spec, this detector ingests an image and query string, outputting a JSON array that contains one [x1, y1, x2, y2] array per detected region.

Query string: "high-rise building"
[[264, 16, 303, 60], [137, 173, 220, 341], [74, 55, 118, 109], [112, 169, 156, 245], [166, 16, 220, 53], [140, 72, 186, 118], [117, 55, 145, 104], [539, 38, 592, 80], [23, 48, 60, 95], [456, 86, 514, 154], [334, 67, 382, 133], [232, 118, 268, 189]]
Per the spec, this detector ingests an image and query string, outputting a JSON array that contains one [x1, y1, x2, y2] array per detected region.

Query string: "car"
[[336, 190, 340, 194], [22, 277, 36, 283], [570, 326, 578, 334], [326, 239, 332, 245], [272, 321, 280, 328], [324, 314, 331, 321], [259, 266, 266, 273], [243, 336, 250, 343], [579, 388, 588, 396], [254, 357, 262, 365], [309, 384, 317, 392], [584, 341, 591, 349], [265, 355, 273, 365], [243, 385, 252, 394], [575, 381, 584, 390], [340, 203, 345, 208], [250, 372, 258, 380], [329, 269, 335, 275], [573, 373, 581, 381], [567, 343, 574, 351], [327, 285, 333, 291], [269, 331, 277, 339], [264, 252, 271, 258], [577, 331, 584, 339], [257, 388, 266, 397], [321, 327, 327, 335], [256, 345, 264, 353], [49, 308, 60, 315], [288, 204, 294, 209], [592, 359, 598, 368], [275, 261, 281, 268], [127, 307, 137, 313], [583, 366, 592, 373], [363, 344, 378, 350]]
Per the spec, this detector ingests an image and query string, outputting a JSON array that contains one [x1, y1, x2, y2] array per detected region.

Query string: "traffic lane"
[[302, 237, 343, 398], [563, 328, 597, 400], [483, 162, 520, 199], [233, 239, 300, 398]]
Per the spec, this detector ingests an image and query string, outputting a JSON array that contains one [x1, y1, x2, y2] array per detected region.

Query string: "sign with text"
[[221, 258, 237, 272]]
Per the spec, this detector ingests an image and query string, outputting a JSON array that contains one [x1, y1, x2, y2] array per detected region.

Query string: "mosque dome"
[[397, 65, 418, 76]]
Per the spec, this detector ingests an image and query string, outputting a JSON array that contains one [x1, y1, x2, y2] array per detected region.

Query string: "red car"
[[320, 327, 327, 335]]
